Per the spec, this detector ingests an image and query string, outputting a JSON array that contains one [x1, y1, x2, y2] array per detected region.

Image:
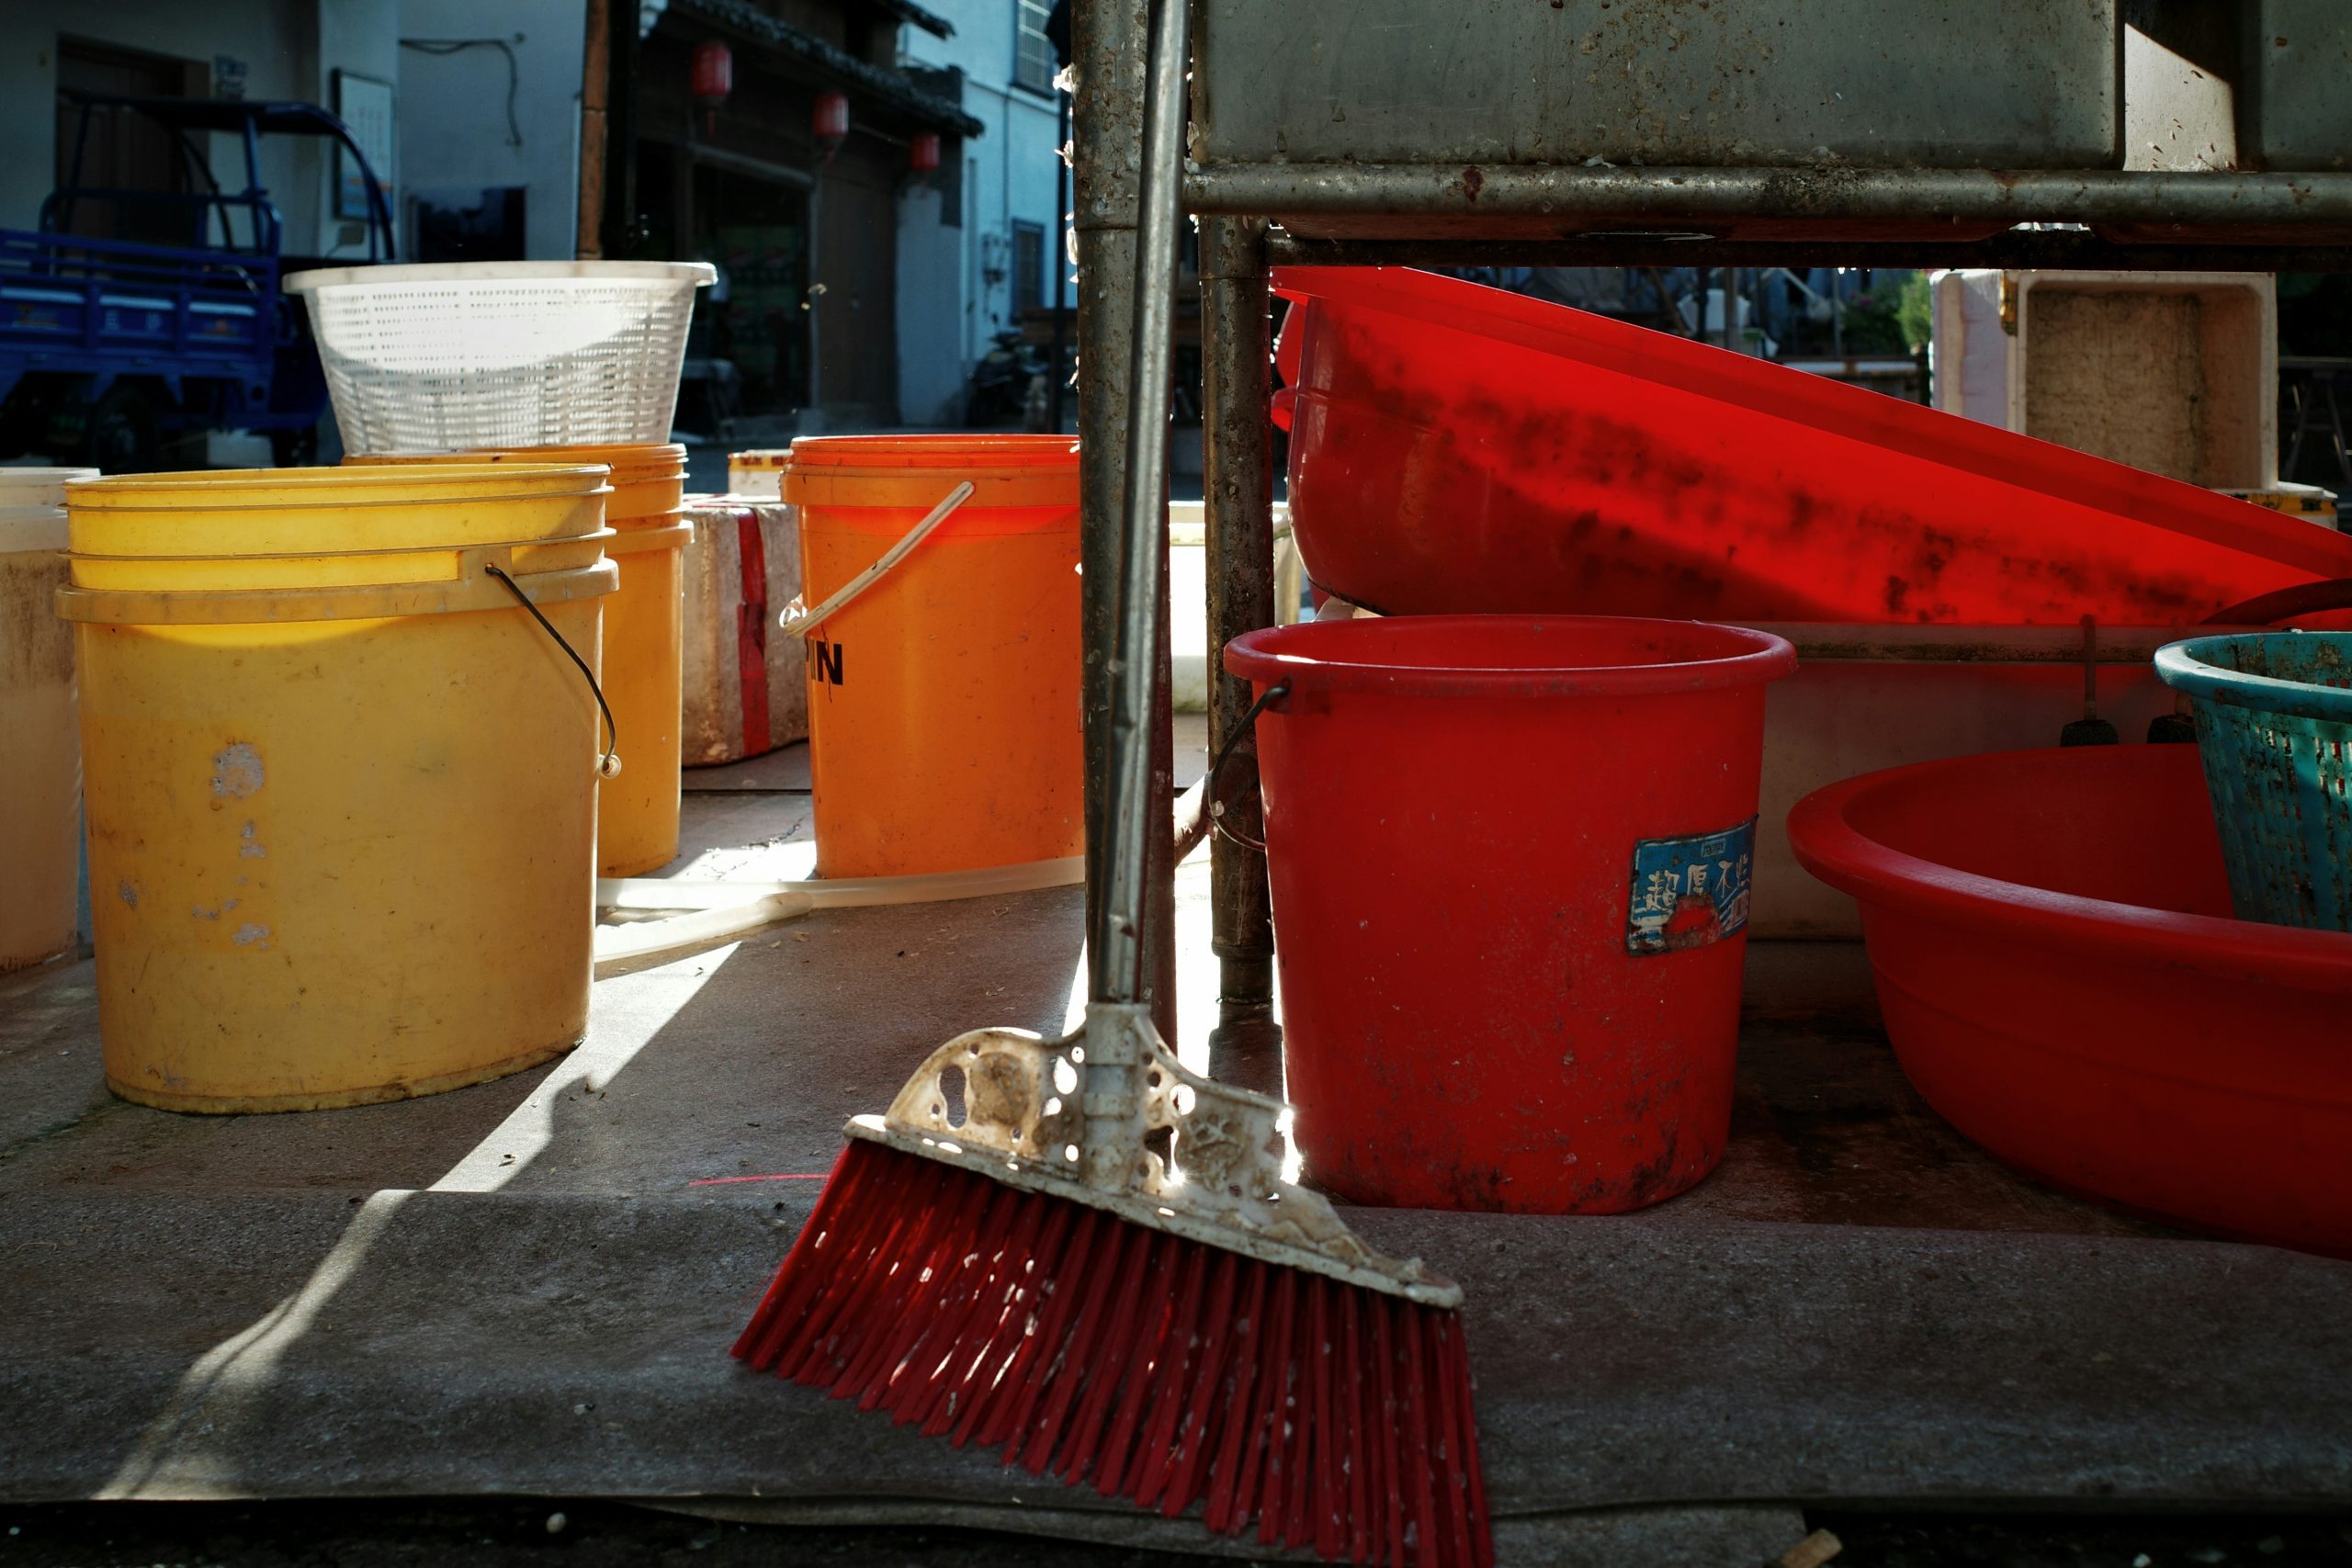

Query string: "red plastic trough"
[[1272, 267, 2352, 626], [1788, 744, 2352, 1256]]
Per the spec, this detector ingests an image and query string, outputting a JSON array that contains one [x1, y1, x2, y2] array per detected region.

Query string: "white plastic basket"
[[287, 261, 718, 455]]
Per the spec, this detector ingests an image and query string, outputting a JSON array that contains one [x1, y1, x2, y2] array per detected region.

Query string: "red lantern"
[[813, 91, 850, 151], [909, 131, 942, 175], [692, 41, 731, 134]]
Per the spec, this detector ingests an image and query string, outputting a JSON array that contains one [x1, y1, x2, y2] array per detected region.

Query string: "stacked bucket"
[[354, 442, 695, 875], [37, 258, 1095, 1116], [49, 260, 712, 1111]]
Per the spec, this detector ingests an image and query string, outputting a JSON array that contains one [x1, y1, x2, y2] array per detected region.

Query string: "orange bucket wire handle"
[[781, 480, 974, 638]]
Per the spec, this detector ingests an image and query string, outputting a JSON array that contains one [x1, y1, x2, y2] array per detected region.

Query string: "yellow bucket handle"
[[780, 481, 975, 639], [484, 562, 623, 781]]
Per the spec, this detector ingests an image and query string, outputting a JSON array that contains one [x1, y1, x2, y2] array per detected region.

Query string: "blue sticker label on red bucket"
[[1626, 818, 1758, 956]]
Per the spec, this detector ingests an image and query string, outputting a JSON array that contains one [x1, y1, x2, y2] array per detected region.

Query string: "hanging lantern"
[[691, 41, 732, 135], [909, 131, 942, 175], [813, 91, 851, 155]]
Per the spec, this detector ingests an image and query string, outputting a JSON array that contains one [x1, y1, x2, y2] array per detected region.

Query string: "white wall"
[[0, 0, 400, 259], [395, 0, 584, 260], [315, 0, 402, 257], [895, 0, 1066, 424], [896, 179, 967, 424]]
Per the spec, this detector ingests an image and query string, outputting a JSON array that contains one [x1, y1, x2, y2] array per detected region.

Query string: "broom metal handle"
[[1081, 0, 1188, 1188], [1093, 0, 1186, 1008]]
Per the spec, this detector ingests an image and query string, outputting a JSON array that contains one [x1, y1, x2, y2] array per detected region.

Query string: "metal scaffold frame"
[[1069, 0, 2352, 1068]]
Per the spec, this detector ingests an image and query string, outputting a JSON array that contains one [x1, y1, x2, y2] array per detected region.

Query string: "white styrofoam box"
[[1746, 625, 2219, 938], [678, 499, 807, 765], [1934, 270, 2278, 490], [2220, 482, 2338, 529]]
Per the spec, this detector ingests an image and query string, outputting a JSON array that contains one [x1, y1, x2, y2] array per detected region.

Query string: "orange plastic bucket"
[[351, 444, 691, 875], [782, 435, 1080, 878]]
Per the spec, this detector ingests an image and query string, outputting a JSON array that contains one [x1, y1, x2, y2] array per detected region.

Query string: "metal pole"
[[1073, 0, 1177, 1029], [1093, 0, 1186, 1006], [575, 0, 608, 258], [1188, 162, 2352, 230], [1049, 91, 1070, 434], [1197, 215, 1282, 1092], [1072, 0, 1139, 1009], [602, 0, 639, 257]]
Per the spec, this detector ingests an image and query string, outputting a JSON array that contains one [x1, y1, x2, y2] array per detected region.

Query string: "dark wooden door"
[[813, 137, 898, 421], [54, 39, 207, 245]]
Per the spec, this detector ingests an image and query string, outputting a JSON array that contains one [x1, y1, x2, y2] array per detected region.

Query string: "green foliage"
[[1895, 272, 1934, 353], [1837, 271, 1933, 356]]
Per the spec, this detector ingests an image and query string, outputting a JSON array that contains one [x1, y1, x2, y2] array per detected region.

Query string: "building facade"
[[0, 0, 402, 261], [895, 0, 1067, 426], [1, 0, 1055, 439]]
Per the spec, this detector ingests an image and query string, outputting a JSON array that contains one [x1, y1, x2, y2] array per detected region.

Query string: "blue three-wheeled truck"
[[0, 93, 394, 470]]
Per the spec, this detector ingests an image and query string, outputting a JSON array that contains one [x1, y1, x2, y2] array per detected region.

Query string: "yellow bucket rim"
[[349, 443, 685, 487], [67, 463, 612, 512], [64, 527, 617, 568]]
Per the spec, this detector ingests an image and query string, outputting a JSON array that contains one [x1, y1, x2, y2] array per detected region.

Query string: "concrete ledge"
[[7, 1188, 2346, 1521]]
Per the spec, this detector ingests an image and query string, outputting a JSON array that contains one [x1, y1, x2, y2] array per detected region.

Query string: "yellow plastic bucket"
[[1, 468, 97, 970], [783, 435, 1082, 878], [352, 444, 691, 876], [59, 465, 616, 1112]]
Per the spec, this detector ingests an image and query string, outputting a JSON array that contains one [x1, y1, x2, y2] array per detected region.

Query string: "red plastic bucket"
[[1225, 615, 1795, 1213]]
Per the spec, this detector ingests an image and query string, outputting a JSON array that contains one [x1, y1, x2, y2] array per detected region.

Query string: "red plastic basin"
[[1788, 745, 2352, 1255], [1273, 267, 2352, 625]]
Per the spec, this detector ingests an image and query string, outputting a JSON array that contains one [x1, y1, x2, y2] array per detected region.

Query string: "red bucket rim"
[[782, 434, 1080, 471], [1786, 745, 2352, 995], [1224, 614, 1795, 698]]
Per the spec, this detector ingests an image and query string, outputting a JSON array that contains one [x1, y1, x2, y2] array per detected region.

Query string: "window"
[[1015, 0, 1056, 94], [1012, 220, 1046, 312]]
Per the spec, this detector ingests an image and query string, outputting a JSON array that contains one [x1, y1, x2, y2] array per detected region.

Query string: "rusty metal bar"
[[1261, 231, 2352, 274], [1073, 0, 1176, 1032], [1189, 164, 2352, 231], [576, 0, 609, 258], [1197, 214, 1281, 1091]]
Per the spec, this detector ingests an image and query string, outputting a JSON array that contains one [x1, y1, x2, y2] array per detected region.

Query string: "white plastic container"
[[1, 468, 97, 969], [727, 450, 790, 500], [287, 262, 717, 454], [1170, 501, 1306, 712], [1747, 622, 2255, 938]]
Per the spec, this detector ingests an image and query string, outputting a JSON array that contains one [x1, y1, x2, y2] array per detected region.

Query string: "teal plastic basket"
[[2154, 632, 2352, 931]]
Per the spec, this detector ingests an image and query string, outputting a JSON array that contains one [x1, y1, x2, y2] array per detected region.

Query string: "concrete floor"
[[4, 748, 2349, 1566]]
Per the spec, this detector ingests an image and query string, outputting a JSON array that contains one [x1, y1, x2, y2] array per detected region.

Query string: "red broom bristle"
[[732, 1139, 1493, 1568]]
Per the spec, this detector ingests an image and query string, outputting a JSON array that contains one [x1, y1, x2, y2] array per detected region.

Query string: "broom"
[[731, 1, 1490, 1561]]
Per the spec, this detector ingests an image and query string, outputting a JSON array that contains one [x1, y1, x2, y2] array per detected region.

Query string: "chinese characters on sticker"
[[1625, 818, 1758, 956]]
